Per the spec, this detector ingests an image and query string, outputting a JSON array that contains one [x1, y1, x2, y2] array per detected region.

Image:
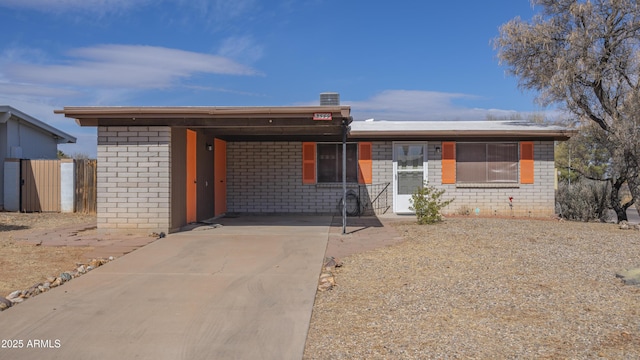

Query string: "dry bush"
[[556, 180, 610, 222]]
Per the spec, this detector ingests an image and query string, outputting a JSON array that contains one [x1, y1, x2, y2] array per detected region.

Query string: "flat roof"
[[55, 105, 352, 141], [349, 120, 576, 140]]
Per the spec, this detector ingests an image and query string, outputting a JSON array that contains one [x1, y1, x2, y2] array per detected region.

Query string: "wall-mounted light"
[[435, 146, 441, 153], [206, 143, 213, 151]]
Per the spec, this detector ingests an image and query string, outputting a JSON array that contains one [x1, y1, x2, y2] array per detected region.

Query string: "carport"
[[56, 105, 353, 234]]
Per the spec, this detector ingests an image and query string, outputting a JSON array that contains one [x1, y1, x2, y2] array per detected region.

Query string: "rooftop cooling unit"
[[320, 92, 340, 106]]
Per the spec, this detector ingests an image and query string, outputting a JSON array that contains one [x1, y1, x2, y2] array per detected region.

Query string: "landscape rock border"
[[0, 256, 115, 312], [318, 256, 342, 292]]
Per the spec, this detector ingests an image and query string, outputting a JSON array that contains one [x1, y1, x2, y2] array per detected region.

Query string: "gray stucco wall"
[[6, 119, 58, 159]]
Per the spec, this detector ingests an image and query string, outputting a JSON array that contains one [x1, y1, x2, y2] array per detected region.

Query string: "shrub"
[[410, 183, 454, 225], [555, 179, 610, 222]]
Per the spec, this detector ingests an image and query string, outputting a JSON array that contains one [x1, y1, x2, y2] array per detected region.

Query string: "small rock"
[[0, 297, 12, 310], [620, 221, 630, 230], [9, 297, 24, 304], [60, 272, 72, 282], [108, 256, 114, 261], [616, 268, 640, 285], [89, 259, 104, 268], [77, 265, 86, 274], [46, 276, 56, 283], [42, 282, 51, 290], [319, 273, 333, 280], [318, 281, 334, 291], [86, 265, 95, 271], [7, 290, 21, 300], [25, 288, 40, 297], [51, 278, 62, 288]]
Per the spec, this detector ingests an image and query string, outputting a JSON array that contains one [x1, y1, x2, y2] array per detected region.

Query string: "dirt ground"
[[0, 212, 98, 297], [305, 217, 640, 359], [5, 212, 640, 358]]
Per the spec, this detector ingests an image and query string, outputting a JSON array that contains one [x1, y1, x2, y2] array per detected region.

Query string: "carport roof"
[[55, 106, 352, 140]]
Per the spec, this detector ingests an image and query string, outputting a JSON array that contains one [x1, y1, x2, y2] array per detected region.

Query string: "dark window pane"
[[456, 143, 518, 183], [457, 143, 486, 183], [317, 143, 358, 183], [487, 143, 518, 182]]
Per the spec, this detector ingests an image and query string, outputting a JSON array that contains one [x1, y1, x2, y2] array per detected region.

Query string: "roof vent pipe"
[[320, 92, 340, 106]]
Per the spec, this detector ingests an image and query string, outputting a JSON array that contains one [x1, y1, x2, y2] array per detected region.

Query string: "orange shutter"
[[441, 142, 456, 184], [302, 142, 316, 184], [520, 141, 534, 184], [358, 142, 373, 184]]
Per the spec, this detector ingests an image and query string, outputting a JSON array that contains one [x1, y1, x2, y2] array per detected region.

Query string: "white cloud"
[[0, 0, 258, 17], [218, 36, 264, 64], [4, 44, 259, 89], [346, 90, 524, 121], [0, 82, 78, 97], [0, 0, 148, 13]]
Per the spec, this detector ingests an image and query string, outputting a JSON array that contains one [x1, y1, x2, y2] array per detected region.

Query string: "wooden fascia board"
[[55, 106, 351, 119]]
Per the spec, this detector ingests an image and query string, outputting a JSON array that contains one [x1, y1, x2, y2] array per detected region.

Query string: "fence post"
[[3, 158, 20, 211], [60, 159, 75, 213]]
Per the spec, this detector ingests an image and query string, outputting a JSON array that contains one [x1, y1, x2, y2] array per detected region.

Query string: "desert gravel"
[[304, 217, 640, 359]]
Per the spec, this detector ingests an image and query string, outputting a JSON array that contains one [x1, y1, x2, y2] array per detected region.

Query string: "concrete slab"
[[0, 215, 331, 360], [326, 214, 409, 259]]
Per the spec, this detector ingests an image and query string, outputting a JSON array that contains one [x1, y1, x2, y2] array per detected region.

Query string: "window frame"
[[316, 142, 359, 184], [455, 142, 519, 184]]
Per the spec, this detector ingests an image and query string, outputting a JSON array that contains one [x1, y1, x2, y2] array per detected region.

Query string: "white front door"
[[393, 142, 427, 214]]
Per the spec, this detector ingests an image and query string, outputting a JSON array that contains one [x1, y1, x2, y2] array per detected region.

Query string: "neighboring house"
[[56, 103, 575, 235], [1, 106, 76, 210]]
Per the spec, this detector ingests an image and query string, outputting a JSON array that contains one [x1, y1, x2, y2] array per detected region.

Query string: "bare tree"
[[495, 0, 640, 219]]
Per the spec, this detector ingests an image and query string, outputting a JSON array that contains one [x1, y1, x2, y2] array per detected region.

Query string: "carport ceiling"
[[55, 106, 352, 140]]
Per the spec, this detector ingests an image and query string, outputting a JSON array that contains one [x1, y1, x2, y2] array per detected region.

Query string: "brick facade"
[[227, 142, 366, 214], [95, 135, 557, 234], [97, 126, 171, 233], [226, 140, 556, 217], [428, 140, 555, 217], [227, 141, 555, 217]]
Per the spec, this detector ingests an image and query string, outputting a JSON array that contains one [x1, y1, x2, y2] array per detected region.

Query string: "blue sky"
[[0, 0, 546, 157]]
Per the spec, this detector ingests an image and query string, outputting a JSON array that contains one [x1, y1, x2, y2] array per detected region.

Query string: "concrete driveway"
[[0, 215, 331, 360]]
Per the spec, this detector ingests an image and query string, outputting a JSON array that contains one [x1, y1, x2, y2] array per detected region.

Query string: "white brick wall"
[[94, 136, 557, 231], [226, 140, 556, 217], [428, 140, 556, 217], [227, 142, 368, 214], [97, 126, 171, 233]]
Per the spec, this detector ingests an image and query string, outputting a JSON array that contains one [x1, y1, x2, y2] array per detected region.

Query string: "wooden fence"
[[19, 159, 97, 213], [21, 159, 61, 212], [74, 159, 97, 214]]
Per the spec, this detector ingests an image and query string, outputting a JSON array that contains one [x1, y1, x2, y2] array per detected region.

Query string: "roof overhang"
[[349, 120, 577, 141], [1, 105, 76, 144], [55, 106, 352, 141]]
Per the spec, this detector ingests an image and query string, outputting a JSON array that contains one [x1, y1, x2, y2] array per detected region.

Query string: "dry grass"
[[305, 217, 640, 359], [0, 212, 95, 297]]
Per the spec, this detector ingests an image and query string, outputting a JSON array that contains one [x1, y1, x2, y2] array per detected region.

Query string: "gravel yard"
[[0, 212, 96, 296], [304, 217, 640, 359]]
